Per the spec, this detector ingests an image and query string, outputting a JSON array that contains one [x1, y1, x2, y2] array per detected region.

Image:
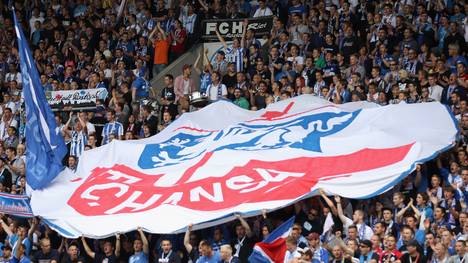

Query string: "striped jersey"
[[102, 121, 124, 145], [70, 130, 88, 158], [225, 47, 244, 72]]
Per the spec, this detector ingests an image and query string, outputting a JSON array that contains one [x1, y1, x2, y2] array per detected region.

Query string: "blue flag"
[[13, 11, 67, 189]]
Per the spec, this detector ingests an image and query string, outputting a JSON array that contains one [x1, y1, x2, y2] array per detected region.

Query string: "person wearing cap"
[[174, 64, 196, 111], [357, 240, 379, 263], [307, 232, 329, 263]]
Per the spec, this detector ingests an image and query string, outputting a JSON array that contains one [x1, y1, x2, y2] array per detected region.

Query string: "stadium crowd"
[[0, 0, 467, 262]]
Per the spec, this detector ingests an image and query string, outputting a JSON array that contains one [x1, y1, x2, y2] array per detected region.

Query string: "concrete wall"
[[149, 44, 203, 99]]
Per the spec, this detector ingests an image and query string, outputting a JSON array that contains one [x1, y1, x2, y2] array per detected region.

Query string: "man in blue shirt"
[[129, 227, 149, 263], [0, 219, 34, 257], [196, 240, 221, 263], [10, 237, 30, 263]]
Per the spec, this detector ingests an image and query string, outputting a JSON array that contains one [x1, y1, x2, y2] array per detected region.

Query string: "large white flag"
[[31, 96, 458, 238]]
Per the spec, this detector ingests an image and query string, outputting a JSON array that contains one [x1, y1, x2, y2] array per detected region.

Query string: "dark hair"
[[164, 74, 173, 81]]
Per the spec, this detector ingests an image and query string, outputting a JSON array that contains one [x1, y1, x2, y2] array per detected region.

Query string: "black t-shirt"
[[231, 236, 255, 263], [254, 94, 267, 110], [354, 251, 380, 263], [33, 249, 60, 263], [60, 255, 85, 263], [94, 253, 118, 263], [155, 251, 181, 263], [161, 87, 176, 102], [222, 73, 237, 89]]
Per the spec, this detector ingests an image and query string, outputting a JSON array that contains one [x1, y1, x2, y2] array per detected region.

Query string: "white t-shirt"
[[253, 7, 273, 17], [183, 79, 190, 95], [287, 56, 304, 66], [207, 83, 227, 101], [284, 249, 301, 263]]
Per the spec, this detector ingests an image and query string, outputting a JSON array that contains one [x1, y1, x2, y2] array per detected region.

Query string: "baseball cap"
[[456, 60, 466, 66], [182, 64, 192, 70]]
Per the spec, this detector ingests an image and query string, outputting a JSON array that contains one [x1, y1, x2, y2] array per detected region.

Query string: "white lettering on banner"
[[206, 22, 217, 34], [232, 22, 243, 34], [107, 170, 141, 184], [219, 22, 230, 34], [190, 183, 223, 202], [226, 175, 256, 190], [105, 191, 162, 214], [73, 166, 307, 214]]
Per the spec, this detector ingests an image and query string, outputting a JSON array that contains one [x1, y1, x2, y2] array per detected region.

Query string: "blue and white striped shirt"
[[70, 130, 87, 157], [225, 47, 244, 72], [101, 121, 124, 145]]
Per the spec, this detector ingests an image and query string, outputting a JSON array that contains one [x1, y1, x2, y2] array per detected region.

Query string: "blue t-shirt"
[[195, 252, 221, 263], [132, 77, 149, 98], [8, 235, 31, 256], [129, 251, 148, 263], [10, 256, 30, 263]]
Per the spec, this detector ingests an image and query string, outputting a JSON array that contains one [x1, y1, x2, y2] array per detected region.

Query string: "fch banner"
[[0, 193, 33, 218], [30, 96, 457, 238], [46, 88, 108, 111], [202, 16, 274, 41]]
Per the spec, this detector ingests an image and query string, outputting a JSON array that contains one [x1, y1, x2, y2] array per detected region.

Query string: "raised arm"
[[319, 189, 338, 216], [81, 236, 96, 259], [27, 217, 38, 241], [0, 216, 13, 236], [157, 22, 167, 40], [236, 214, 253, 238], [137, 227, 149, 254], [15, 236, 23, 259], [62, 111, 73, 137], [335, 196, 349, 225], [193, 51, 202, 75], [203, 48, 213, 73], [115, 232, 121, 257], [215, 29, 228, 50], [197, 0, 209, 11], [396, 199, 413, 223], [184, 223, 193, 254], [241, 19, 248, 49]]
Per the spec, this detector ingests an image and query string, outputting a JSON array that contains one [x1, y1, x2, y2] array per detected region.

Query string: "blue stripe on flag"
[[248, 216, 295, 263], [12, 10, 67, 189]]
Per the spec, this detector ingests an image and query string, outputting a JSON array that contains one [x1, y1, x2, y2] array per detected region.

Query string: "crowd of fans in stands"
[[0, 0, 467, 262]]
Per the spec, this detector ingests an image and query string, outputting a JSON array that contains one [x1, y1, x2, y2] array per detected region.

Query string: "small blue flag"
[[13, 10, 67, 189]]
